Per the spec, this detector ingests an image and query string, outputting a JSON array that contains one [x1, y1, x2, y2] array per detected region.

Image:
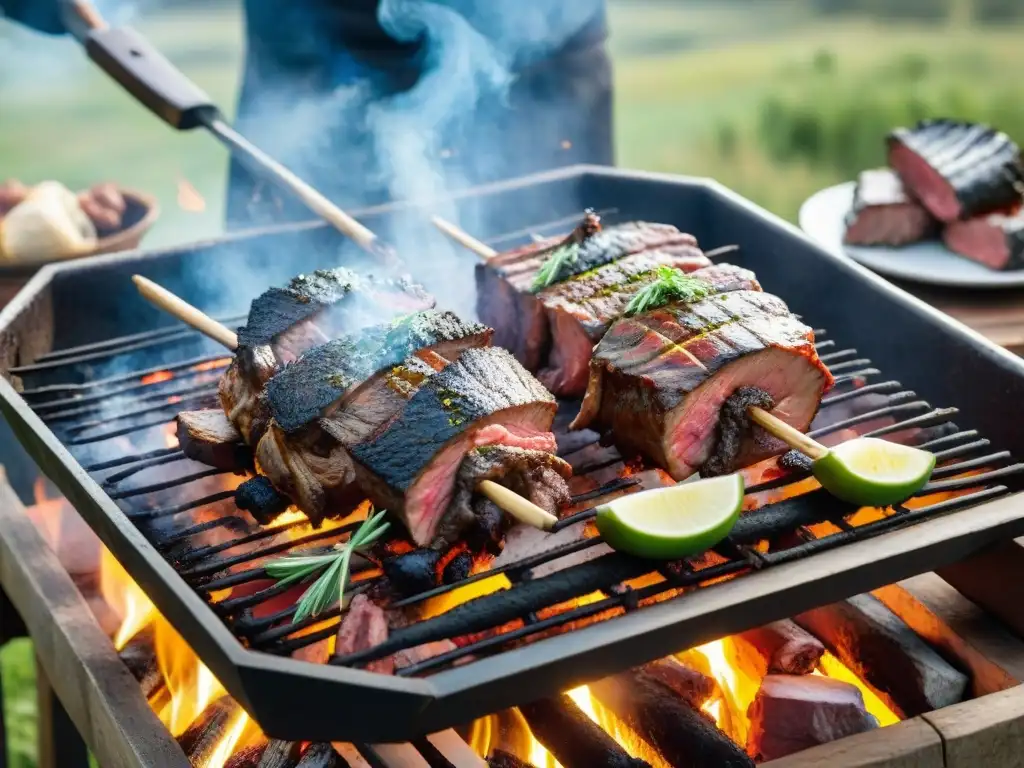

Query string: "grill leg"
[[36, 657, 89, 768]]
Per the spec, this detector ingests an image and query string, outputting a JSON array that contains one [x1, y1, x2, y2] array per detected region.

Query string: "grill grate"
[[13, 213, 1023, 681], [5, 168, 1024, 741]]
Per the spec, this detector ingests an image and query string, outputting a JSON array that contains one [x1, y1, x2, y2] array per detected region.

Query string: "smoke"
[[227, 0, 603, 317]]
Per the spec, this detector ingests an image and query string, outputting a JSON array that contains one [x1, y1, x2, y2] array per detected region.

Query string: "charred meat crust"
[[264, 310, 492, 433], [702, 387, 775, 477], [176, 409, 251, 471], [237, 268, 432, 349], [350, 347, 557, 498], [888, 119, 1024, 221]]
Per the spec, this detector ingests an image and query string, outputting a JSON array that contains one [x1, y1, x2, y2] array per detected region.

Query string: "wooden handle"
[[431, 216, 497, 261], [67, 0, 108, 30], [748, 406, 829, 461], [477, 480, 558, 531], [132, 275, 238, 350]]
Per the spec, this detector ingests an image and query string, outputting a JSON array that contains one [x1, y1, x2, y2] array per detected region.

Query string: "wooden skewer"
[[132, 275, 558, 531], [477, 479, 558, 531], [132, 276, 238, 351], [431, 216, 497, 261], [748, 406, 829, 461]]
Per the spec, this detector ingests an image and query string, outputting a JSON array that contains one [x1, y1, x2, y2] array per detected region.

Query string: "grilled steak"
[[476, 218, 709, 374], [350, 347, 566, 547], [540, 262, 760, 396], [254, 311, 493, 526], [943, 206, 1024, 271], [571, 291, 834, 480], [888, 119, 1024, 222], [266, 311, 491, 433], [843, 169, 937, 246], [176, 409, 249, 471], [335, 594, 394, 675], [442, 444, 572, 547], [236, 268, 434, 355], [221, 269, 434, 445]]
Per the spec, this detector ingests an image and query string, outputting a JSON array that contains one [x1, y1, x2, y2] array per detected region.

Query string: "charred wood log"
[[795, 594, 969, 717], [746, 674, 878, 762], [732, 620, 825, 676], [332, 555, 649, 665], [117, 627, 164, 699], [296, 743, 343, 767], [236, 476, 291, 525], [589, 670, 755, 768], [257, 741, 302, 767], [224, 743, 273, 768], [488, 750, 534, 768], [519, 695, 650, 768], [177, 695, 235, 763], [643, 655, 716, 708]]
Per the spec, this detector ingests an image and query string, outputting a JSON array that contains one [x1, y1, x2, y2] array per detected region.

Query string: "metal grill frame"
[[3, 165, 1024, 743]]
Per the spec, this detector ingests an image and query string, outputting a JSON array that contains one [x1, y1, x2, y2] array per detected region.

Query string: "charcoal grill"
[[2, 165, 1024, 743]]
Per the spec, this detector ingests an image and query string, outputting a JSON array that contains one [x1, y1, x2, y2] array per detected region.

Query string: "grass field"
[[2, 1, 1023, 765]]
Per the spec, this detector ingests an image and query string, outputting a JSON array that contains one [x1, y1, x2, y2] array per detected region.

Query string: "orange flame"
[[177, 178, 207, 213], [100, 547, 264, 766], [142, 370, 174, 386]]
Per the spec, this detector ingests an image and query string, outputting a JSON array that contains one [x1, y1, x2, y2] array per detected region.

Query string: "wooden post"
[[0, 469, 189, 768]]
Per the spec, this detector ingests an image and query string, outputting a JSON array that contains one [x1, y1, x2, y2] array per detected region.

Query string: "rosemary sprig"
[[264, 508, 391, 624], [531, 242, 580, 292], [624, 266, 712, 316]]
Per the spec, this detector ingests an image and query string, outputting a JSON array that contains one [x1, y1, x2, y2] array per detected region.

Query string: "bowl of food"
[[0, 179, 160, 303], [799, 119, 1024, 288]]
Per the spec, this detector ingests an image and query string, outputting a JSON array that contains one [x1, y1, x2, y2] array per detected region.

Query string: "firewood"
[[795, 594, 969, 717], [258, 741, 301, 767], [488, 750, 534, 768], [117, 627, 164, 699], [746, 674, 878, 762], [589, 671, 755, 768], [732, 620, 825, 677], [296, 743, 343, 767], [177, 695, 235, 763], [519, 694, 650, 768], [643, 655, 716, 708], [225, 743, 273, 768]]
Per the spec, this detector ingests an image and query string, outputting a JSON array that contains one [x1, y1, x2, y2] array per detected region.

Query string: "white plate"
[[799, 182, 1024, 289]]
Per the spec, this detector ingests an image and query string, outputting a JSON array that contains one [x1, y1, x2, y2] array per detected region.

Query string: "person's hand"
[[78, 183, 126, 231], [0, 179, 29, 216]]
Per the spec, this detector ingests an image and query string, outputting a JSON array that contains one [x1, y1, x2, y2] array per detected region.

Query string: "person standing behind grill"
[[0, 0, 613, 229]]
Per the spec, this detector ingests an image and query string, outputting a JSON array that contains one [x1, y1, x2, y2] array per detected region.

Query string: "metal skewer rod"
[[62, 0, 386, 259], [131, 275, 557, 531], [431, 216, 497, 261]]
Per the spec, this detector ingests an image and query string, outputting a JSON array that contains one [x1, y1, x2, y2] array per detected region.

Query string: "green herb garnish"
[[264, 508, 391, 624], [624, 266, 712, 316], [531, 242, 580, 292]]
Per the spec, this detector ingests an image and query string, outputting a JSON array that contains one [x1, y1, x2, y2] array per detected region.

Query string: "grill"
[[2, 165, 1024, 744]]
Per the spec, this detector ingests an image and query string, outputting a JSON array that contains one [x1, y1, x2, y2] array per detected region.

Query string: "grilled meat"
[[888, 119, 1024, 222], [220, 269, 434, 444], [943, 206, 1024, 271], [843, 169, 937, 246], [571, 291, 834, 480], [234, 475, 289, 525], [253, 311, 493, 526], [540, 262, 760, 396], [350, 347, 568, 547], [335, 594, 394, 675], [176, 409, 250, 471], [477, 217, 710, 378]]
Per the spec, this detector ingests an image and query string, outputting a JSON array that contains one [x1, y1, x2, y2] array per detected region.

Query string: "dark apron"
[[225, 1, 612, 229]]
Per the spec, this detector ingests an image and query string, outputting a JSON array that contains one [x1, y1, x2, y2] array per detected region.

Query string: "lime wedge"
[[813, 437, 936, 507], [595, 474, 744, 560]]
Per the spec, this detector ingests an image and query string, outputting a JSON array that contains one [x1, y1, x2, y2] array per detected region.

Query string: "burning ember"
[[177, 177, 207, 213]]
